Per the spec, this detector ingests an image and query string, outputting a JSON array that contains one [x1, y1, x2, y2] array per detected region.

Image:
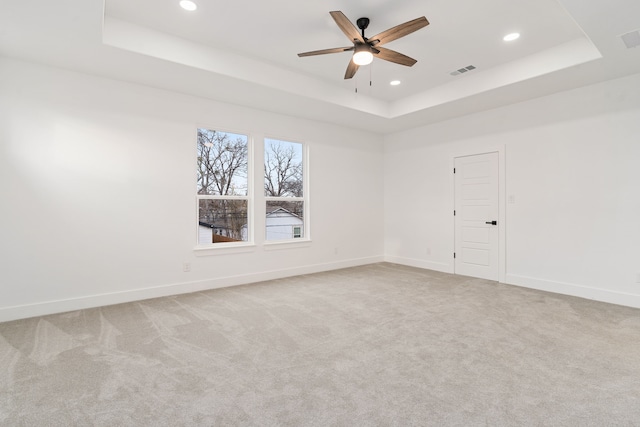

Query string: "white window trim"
[[263, 240, 312, 251], [194, 243, 257, 256]]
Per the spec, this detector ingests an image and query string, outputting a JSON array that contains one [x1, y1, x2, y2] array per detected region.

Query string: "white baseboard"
[[505, 274, 640, 309], [0, 256, 384, 323], [384, 256, 453, 274], [5, 258, 636, 323], [383, 258, 640, 309]]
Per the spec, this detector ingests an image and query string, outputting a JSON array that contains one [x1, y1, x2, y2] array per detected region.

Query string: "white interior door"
[[454, 152, 499, 281]]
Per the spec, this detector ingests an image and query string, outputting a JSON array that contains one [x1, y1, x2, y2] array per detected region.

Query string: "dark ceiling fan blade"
[[373, 47, 417, 66], [298, 47, 354, 57], [369, 16, 429, 47], [344, 60, 360, 79], [330, 11, 365, 43]]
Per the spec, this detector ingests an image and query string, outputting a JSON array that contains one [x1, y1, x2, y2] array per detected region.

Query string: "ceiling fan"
[[298, 11, 430, 79]]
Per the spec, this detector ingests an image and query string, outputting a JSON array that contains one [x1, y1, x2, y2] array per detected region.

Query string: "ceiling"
[[1, 0, 639, 133]]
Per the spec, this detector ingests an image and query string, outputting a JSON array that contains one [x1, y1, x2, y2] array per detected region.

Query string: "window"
[[197, 128, 250, 245], [264, 138, 306, 241]]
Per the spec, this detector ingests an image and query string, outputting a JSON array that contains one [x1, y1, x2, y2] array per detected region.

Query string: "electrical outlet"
[[334, 247, 339, 255], [183, 262, 191, 272], [426, 248, 431, 256]]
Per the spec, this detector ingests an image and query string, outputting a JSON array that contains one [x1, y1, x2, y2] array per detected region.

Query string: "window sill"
[[194, 243, 256, 257], [263, 239, 312, 251]]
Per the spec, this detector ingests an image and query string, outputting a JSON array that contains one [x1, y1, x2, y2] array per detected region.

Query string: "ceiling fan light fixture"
[[352, 45, 373, 65]]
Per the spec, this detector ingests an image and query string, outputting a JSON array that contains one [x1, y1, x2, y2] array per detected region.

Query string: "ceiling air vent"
[[450, 65, 477, 76], [620, 29, 640, 49]]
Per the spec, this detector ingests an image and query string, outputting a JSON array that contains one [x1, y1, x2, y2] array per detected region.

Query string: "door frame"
[[452, 146, 506, 283]]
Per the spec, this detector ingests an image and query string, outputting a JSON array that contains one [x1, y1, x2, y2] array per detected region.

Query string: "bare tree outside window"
[[197, 129, 249, 244], [264, 139, 303, 198], [198, 129, 248, 196]]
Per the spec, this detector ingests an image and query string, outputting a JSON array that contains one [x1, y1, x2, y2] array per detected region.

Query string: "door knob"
[[485, 220, 497, 225]]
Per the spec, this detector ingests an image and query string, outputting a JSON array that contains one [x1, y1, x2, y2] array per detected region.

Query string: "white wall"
[[0, 58, 384, 321], [2, 57, 639, 321], [384, 72, 640, 308]]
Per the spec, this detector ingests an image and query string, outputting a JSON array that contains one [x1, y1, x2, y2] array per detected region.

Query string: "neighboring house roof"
[[266, 207, 302, 219], [198, 221, 230, 230], [239, 207, 302, 230]]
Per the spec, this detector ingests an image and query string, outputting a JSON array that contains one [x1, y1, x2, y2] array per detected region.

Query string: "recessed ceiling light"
[[390, 80, 401, 86], [503, 32, 520, 42], [180, 0, 197, 11]]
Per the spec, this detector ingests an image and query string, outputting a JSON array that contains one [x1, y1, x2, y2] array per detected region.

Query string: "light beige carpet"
[[1, 263, 639, 426]]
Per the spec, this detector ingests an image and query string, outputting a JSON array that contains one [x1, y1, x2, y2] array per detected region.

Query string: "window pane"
[[264, 139, 303, 197], [197, 129, 248, 196], [266, 201, 303, 241], [198, 199, 248, 244]]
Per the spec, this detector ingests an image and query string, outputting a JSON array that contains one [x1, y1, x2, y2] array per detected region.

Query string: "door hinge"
[[454, 210, 456, 216], [453, 167, 456, 173], [453, 252, 456, 259]]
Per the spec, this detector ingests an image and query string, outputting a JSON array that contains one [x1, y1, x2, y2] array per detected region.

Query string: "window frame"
[[263, 137, 309, 245], [195, 127, 254, 252]]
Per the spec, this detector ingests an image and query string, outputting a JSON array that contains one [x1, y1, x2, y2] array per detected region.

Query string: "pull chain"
[[353, 64, 373, 95]]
